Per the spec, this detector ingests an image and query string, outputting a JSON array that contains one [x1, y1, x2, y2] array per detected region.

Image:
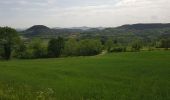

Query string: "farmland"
[[0, 51, 170, 100]]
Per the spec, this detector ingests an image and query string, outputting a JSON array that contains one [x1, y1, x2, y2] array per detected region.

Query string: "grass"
[[0, 51, 170, 100]]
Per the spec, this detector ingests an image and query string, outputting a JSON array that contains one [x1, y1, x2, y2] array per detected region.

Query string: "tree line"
[[0, 27, 103, 60], [0, 27, 170, 60]]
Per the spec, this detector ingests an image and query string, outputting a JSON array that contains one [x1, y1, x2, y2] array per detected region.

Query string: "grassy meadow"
[[0, 51, 170, 100]]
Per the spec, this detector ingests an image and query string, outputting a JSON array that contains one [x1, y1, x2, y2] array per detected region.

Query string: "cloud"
[[0, 0, 170, 28]]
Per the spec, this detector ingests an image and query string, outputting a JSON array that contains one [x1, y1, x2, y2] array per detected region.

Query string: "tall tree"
[[0, 27, 20, 60], [48, 37, 65, 57]]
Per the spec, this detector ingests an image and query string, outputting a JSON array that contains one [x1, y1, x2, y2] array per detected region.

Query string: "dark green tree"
[[48, 37, 65, 57], [160, 39, 170, 50], [0, 27, 20, 60]]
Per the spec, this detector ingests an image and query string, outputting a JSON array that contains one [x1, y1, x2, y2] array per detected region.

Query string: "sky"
[[0, 0, 170, 28]]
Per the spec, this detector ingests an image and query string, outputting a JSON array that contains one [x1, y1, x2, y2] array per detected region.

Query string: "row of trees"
[[158, 39, 170, 50], [105, 38, 142, 52], [14, 38, 103, 59], [0, 27, 129, 60], [0, 27, 170, 60], [15, 37, 143, 59], [0, 27, 103, 60]]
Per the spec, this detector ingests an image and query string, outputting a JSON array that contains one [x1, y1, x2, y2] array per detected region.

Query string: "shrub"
[[105, 38, 113, 52], [15, 39, 48, 59], [77, 39, 103, 56], [63, 38, 78, 56], [160, 39, 170, 50], [110, 47, 126, 52], [29, 39, 47, 58], [131, 40, 142, 51], [14, 42, 28, 58]]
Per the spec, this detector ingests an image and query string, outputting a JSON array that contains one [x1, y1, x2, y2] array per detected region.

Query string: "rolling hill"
[[21, 23, 170, 42]]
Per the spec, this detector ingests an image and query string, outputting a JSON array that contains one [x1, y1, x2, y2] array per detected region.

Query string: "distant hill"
[[23, 25, 53, 37], [22, 23, 170, 41], [27, 25, 50, 31], [68, 26, 105, 30], [22, 25, 103, 38], [80, 23, 170, 43], [22, 25, 86, 38], [117, 23, 170, 30]]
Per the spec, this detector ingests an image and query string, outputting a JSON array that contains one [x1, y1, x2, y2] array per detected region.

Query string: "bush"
[[105, 38, 113, 52], [63, 39, 103, 56], [160, 39, 170, 50], [131, 40, 142, 51], [63, 38, 78, 56], [15, 39, 48, 59], [110, 47, 126, 52], [14, 42, 28, 59], [77, 39, 103, 56], [29, 39, 47, 58], [18, 49, 34, 59]]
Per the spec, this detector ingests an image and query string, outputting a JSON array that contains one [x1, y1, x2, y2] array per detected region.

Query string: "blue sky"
[[0, 0, 170, 28]]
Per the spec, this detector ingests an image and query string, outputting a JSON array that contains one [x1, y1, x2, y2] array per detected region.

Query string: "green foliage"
[[155, 41, 162, 48], [131, 40, 142, 51], [63, 38, 78, 56], [29, 39, 47, 58], [105, 38, 113, 52], [48, 37, 65, 57], [110, 47, 126, 52], [14, 39, 48, 59], [0, 45, 4, 59], [160, 39, 170, 50], [104, 38, 127, 53], [63, 38, 103, 56], [77, 39, 103, 56], [14, 42, 28, 59], [0, 27, 20, 60]]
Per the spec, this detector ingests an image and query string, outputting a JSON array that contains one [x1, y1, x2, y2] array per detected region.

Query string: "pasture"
[[0, 51, 170, 100]]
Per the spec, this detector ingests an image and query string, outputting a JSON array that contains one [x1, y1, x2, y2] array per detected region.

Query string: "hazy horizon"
[[0, 0, 170, 28], [12, 22, 170, 30]]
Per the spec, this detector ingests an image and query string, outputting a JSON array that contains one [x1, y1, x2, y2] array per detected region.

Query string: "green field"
[[0, 51, 170, 100]]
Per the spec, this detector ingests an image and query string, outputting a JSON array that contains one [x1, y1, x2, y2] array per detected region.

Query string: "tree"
[[131, 40, 142, 51], [48, 37, 65, 57], [29, 39, 47, 58], [105, 38, 113, 52], [14, 41, 27, 58], [77, 39, 102, 56], [0, 27, 20, 60], [0, 44, 4, 59], [64, 38, 78, 56], [160, 39, 170, 50]]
